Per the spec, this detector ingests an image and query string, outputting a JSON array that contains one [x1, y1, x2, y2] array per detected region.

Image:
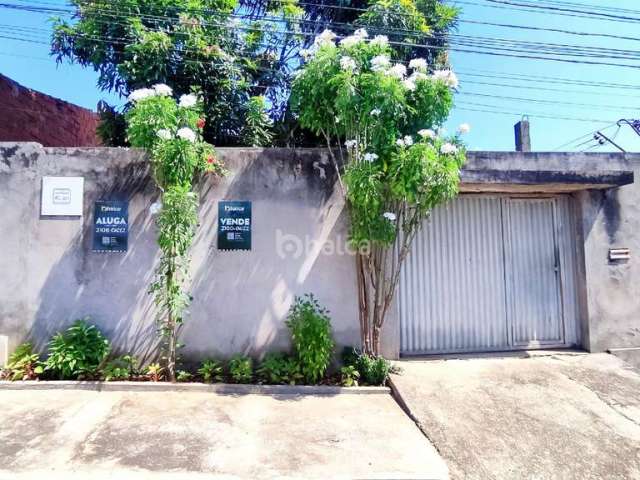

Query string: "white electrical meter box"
[[41, 176, 84, 216]]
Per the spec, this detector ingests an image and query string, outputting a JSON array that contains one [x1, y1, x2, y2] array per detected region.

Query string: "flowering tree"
[[290, 29, 468, 355], [126, 85, 225, 381]]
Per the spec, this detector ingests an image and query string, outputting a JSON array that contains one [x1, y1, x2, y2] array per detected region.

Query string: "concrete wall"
[[0, 143, 359, 364], [1, 144, 638, 365]]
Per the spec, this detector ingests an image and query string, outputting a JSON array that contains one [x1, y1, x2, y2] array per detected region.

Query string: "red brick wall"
[[0, 74, 101, 147]]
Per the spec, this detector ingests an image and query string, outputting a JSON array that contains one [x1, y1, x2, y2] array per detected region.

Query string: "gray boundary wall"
[[1, 144, 639, 364], [0, 143, 360, 364]]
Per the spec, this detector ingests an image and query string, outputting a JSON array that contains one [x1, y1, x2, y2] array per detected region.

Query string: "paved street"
[[391, 352, 640, 480], [0, 388, 447, 480]]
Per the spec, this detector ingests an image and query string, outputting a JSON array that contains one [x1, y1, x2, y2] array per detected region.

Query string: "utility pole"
[[594, 131, 625, 153], [617, 119, 640, 137]]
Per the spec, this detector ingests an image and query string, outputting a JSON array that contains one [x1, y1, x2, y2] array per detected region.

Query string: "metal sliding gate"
[[399, 195, 580, 355]]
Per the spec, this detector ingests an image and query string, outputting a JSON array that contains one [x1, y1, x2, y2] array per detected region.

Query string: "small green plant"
[[228, 355, 253, 384], [102, 355, 139, 381], [4, 343, 43, 381], [357, 354, 391, 386], [176, 370, 193, 382], [342, 346, 392, 386], [146, 363, 164, 382], [286, 294, 335, 384], [340, 365, 360, 387], [197, 359, 224, 383], [256, 352, 303, 385], [44, 319, 110, 380]]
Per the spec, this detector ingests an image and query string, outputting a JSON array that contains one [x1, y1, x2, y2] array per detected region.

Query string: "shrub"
[[256, 353, 303, 385], [286, 294, 335, 384], [102, 355, 139, 381], [44, 319, 110, 380], [357, 354, 391, 386], [342, 346, 392, 386], [176, 370, 193, 382], [340, 365, 360, 387], [145, 363, 164, 382], [228, 355, 253, 384], [3, 343, 43, 381], [197, 359, 224, 383]]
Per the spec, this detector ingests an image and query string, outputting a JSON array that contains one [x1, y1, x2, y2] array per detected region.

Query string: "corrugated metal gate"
[[399, 195, 580, 355]]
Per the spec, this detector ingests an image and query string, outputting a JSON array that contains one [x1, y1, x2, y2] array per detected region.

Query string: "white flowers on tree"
[[402, 79, 416, 91], [128, 84, 178, 103], [370, 35, 388, 47], [371, 54, 391, 72], [409, 71, 428, 83], [179, 94, 198, 108], [458, 123, 471, 134], [157, 129, 173, 140], [177, 127, 197, 143], [315, 29, 336, 46], [340, 56, 357, 72], [441, 143, 458, 154], [387, 63, 407, 79], [432, 69, 459, 89], [291, 24, 467, 355], [128, 88, 156, 103], [408, 58, 428, 72], [353, 28, 369, 38], [383, 212, 397, 222], [153, 84, 173, 96], [418, 129, 436, 139]]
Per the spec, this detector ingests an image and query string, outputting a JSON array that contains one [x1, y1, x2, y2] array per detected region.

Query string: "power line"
[[456, 0, 640, 24], [456, 101, 617, 123], [458, 91, 639, 112], [5, 1, 640, 65]]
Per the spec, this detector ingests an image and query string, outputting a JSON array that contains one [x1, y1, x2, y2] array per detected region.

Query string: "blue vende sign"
[[93, 200, 129, 252], [218, 200, 251, 251]]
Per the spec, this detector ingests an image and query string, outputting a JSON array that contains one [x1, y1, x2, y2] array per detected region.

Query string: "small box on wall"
[[41, 176, 84, 216], [609, 248, 630, 262]]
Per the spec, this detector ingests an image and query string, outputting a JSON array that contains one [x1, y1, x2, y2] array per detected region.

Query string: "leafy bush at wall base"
[[342, 346, 392, 386], [2, 343, 43, 381], [286, 294, 335, 384], [145, 363, 164, 382], [228, 355, 253, 384], [256, 353, 304, 385], [44, 319, 110, 380], [198, 359, 224, 383], [102, 355, 139, 381], [340, 365, 360, 387]]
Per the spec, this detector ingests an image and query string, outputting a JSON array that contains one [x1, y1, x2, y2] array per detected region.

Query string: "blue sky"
[[0, 0, 639, 152]]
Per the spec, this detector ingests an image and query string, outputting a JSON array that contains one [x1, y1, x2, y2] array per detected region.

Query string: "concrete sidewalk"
[[391, 352, 640, 480], [0, 388, 448, 479]]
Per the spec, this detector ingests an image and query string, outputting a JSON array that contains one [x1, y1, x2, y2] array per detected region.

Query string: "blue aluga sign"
[[218, 201, 252, 251], [93, 200, 128, 252]]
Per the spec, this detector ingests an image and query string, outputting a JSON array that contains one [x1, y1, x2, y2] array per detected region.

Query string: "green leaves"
[[2, 343, 43, 381], [126, 89, 224, 380], [285, 294, 335, 384], [44, 319, 110, 380], [256, 353, 303, 385], [228, 355, 253, 384], [197, 359, 224, 383]]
